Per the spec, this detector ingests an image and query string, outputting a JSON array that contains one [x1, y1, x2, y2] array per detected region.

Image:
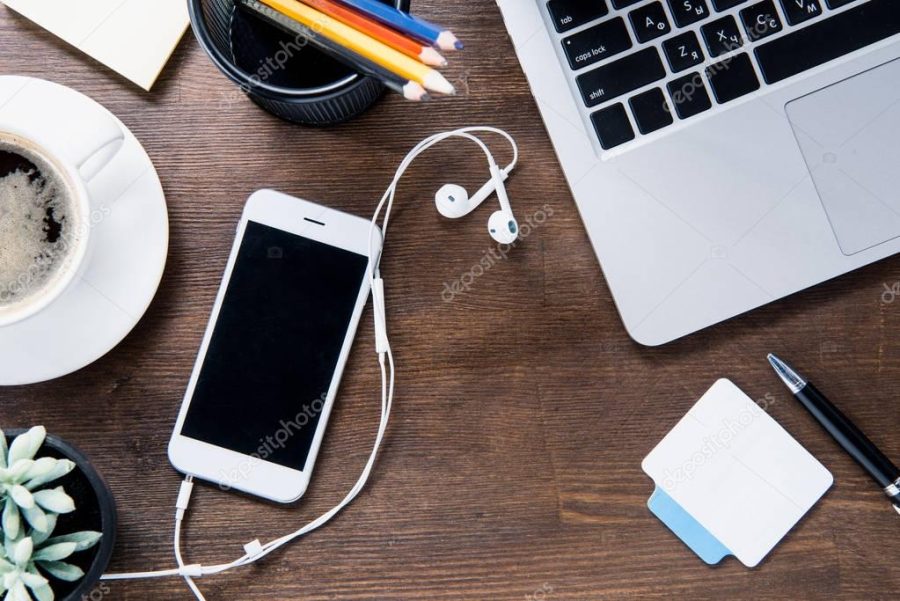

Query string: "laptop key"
[[702, 15, 744, 57], [546, 0, 610, 33], [577, 47, 667, 107], [740, 0, 782, 41], [629, 2, 672, 43], [611, 0, 644, 9], [591, 103, 635, 149], [755, 0, 900, 84], [824, 0, 854, 7], [562, 17, 633, 70], [667, 72, 713, 119], [667, 0, 710, 28], [662, 31, 705, 72], [710, 0, 747, 10], [629, 88, 674, 134], [706, 52, 760, 103], [779, 0, 822, 25]]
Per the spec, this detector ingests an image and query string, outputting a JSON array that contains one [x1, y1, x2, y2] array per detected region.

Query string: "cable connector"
[[176, 478, 195, 521], [242, 539, 264, 560], [178, 564, 203, 578], [372, 277, 389, 354]]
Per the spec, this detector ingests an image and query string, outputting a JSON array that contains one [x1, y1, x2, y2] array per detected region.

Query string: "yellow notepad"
[[2, 0, 189, 91]]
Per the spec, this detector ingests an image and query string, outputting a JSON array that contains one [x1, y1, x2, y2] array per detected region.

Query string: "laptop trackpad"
[[786, 59, 900, 256]]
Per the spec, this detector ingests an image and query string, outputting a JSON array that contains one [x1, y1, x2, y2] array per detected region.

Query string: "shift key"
[[577, 48, 666, 107]]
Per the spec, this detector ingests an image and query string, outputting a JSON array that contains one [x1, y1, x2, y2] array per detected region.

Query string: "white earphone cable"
[[100, 127, 515, 601]]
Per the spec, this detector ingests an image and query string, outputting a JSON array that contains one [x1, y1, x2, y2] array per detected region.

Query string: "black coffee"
[[0, 136, 79, 311]]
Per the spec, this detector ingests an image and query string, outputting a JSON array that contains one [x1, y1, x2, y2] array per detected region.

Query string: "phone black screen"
[[181, 220, 369, 470]]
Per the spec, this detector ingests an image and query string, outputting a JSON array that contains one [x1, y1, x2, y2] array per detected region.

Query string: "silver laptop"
[[496, 0, 900, 345]]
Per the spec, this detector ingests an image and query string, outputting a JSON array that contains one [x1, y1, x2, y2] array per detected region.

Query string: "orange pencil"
[[297, 0, 447, 66]]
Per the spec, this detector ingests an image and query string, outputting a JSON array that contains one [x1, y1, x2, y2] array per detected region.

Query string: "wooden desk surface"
[[2, 3, 898, 600]]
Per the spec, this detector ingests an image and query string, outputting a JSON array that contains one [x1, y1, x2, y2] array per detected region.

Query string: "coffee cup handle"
[[72, 118, 125, 183]]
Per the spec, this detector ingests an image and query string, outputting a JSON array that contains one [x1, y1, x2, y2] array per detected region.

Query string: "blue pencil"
[[334, 0, 462, 50]]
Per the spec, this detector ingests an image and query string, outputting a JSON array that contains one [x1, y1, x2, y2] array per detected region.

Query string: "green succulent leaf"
[[0, 429, 7, 470], [11, 538, 32, 568], [4, 461, 35, 484], [7, 428, 45, 466], [45, 531, 101, 553], [2, 569, 15, 592], [36, 560, 84, 583], [2, 498, 20, 540], [29, 583, 53, 601], [20, 505, 48, 535], [7, 579, 31, 601], [30, 516, 56, 548], [23, 461, 74, 493], [21, 460, 58, 484], [8, 488, 33, 512], [0, 557, 13, 574], [18, 570, 47, 591], [3, 536, 17, 564], [32, 489, 73, 515], [31, 542, 75, 563]]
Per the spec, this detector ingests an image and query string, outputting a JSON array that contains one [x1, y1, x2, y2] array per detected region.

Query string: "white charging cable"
[[101, 127, 517, 600]]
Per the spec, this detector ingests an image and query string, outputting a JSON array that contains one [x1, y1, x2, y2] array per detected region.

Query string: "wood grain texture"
[[1, 3, 899, 600]]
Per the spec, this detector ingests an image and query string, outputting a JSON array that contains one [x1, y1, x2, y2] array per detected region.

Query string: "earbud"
[[434, 163, 517, 244], [486, 162, 518, 244], [434, 183, 471, 218], [434, 167, 510, 219], [487, 210, 518, 244]]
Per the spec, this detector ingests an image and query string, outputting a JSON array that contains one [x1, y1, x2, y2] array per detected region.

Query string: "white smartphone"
[[168, 189, 380, 503]]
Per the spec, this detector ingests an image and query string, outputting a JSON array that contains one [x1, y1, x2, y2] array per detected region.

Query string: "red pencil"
[[296, 0, 447, 66]]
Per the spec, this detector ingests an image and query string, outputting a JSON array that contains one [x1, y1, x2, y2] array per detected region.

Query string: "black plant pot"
[[189, 0, 411, 125], [5, 430, 117, 601]]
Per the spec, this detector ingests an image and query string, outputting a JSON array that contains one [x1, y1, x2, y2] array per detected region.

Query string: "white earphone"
[[103, 127, 520, 601], [432, 133, 519, 244]]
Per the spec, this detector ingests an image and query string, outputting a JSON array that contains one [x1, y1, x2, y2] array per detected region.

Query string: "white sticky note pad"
[[642, 379, 833, 567], [2, 0, 189, 91]]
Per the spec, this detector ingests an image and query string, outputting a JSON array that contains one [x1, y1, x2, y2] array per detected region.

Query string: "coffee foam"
[[0, 138, 79, 310]]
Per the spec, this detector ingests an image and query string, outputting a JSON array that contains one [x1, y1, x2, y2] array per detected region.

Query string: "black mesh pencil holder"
[[189, 0, 410, 125]]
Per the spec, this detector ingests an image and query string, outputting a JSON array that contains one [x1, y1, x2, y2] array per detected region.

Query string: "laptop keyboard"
[[545, 0, 900, 151]]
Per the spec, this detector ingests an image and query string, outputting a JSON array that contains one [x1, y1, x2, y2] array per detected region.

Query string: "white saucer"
[[0, 77, 168, 385]]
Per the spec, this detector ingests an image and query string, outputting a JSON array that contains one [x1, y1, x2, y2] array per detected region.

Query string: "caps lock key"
[[563, 17, 633, 70]]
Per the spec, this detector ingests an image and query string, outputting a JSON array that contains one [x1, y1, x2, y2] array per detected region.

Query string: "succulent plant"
[[0, 428, 76, 540], [0, 428, 102, 601], [1, 514, 102, 601]]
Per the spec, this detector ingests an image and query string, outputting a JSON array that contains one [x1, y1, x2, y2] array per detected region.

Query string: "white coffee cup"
[[0, 112, 124, 327]]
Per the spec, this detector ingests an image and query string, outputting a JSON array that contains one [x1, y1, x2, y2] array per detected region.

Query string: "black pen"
[[768, 354, 900, 516]]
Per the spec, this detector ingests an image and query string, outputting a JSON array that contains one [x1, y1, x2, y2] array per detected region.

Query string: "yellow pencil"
[[258, 0, 455, 95]]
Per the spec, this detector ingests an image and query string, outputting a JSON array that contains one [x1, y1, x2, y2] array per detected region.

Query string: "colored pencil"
[[297, 0, 446, 66], [334, 0, 462, 51], [239, 0, 430, 101], [258, 0, 455, 95]]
